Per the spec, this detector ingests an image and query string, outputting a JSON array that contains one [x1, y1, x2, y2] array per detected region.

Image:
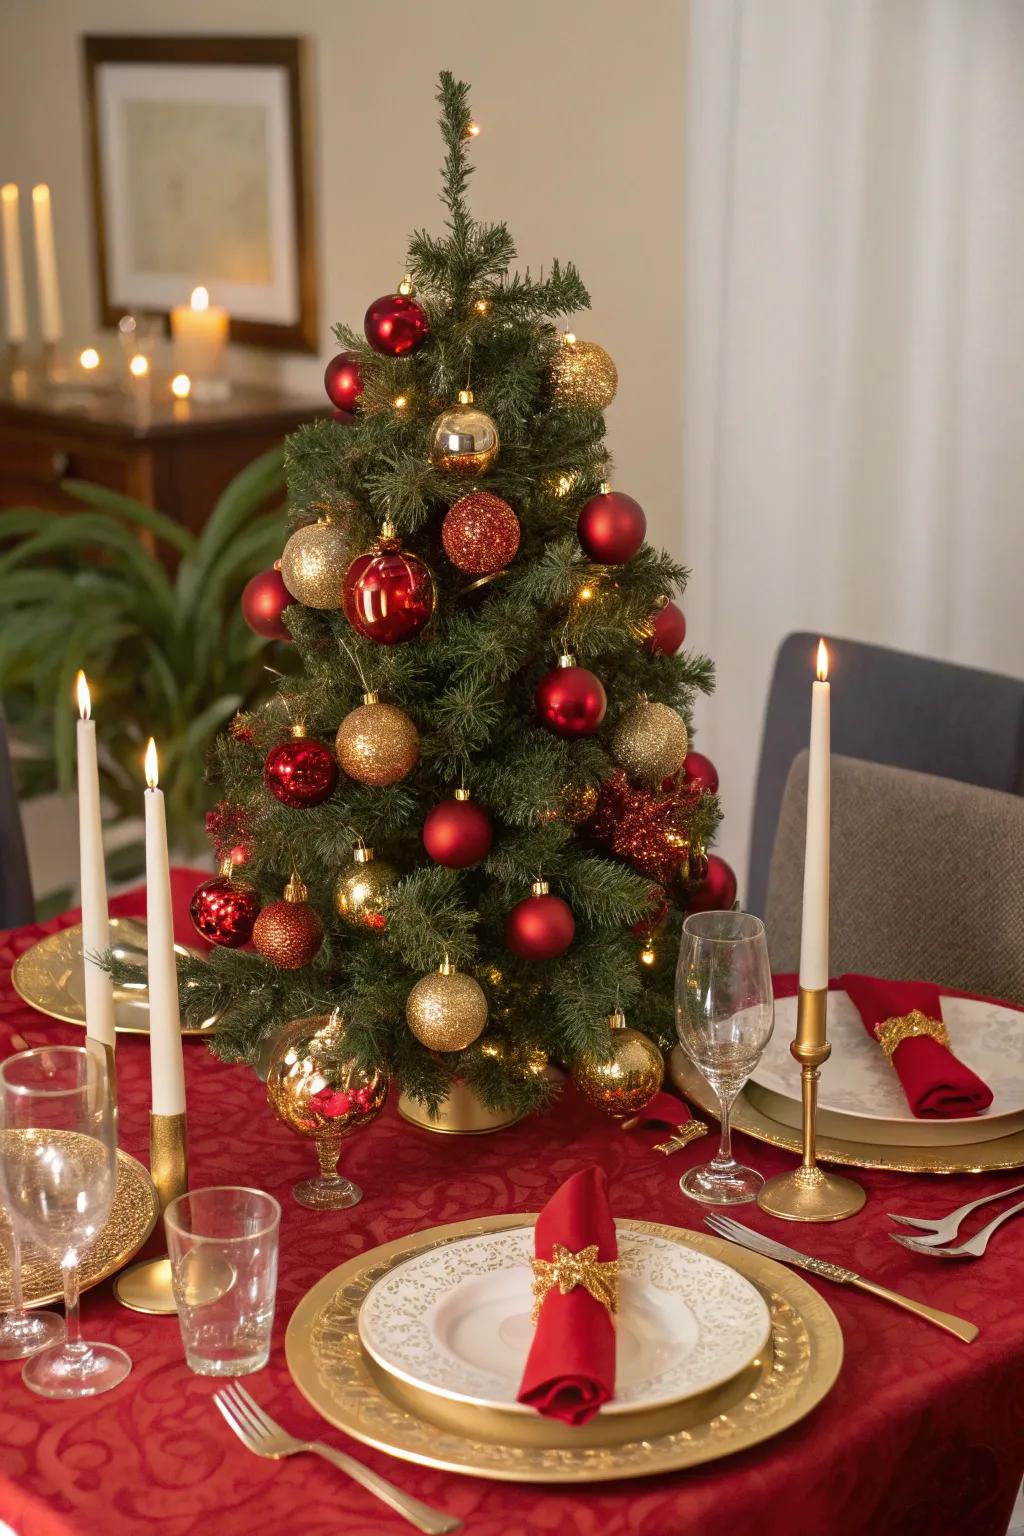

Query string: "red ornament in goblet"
[[506, 881, 575, 960], [577, 489, 646, 564], [423, 792, 493, 868], [535, 655, 607, 739], [646, 600, 687, 656], [241, 568, 292, 641], [364, 291, 430, 357], [324, 350, 364, 414]]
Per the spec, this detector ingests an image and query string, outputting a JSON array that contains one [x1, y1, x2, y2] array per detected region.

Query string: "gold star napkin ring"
[[530, 1243, 619, 1326], [653, 1121, 710, 1156], [874, 1009, 951, 1064]]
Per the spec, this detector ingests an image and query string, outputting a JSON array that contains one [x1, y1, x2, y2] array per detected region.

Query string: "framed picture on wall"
[[83, 35, 317, 352]]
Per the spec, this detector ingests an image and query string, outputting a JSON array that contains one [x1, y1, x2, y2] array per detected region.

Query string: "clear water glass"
[[0, 1211, 63, 1360], [675, 910, 774, 1205], [165, 1187, 280, 1376]]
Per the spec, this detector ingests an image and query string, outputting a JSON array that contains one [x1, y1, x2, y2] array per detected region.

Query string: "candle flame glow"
[[31, 184, 50, 205], [190, 286, 210, 312], [144, 737, 159, 788], [79, 348, 100, 371], [75, 670, 91, 720], [170, 372, 191, 399], [817, 639, 829, 682], [129, 353, 149, 377], [1, 184, 17, 204]]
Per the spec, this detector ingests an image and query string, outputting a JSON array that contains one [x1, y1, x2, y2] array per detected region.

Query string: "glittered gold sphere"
[[280, 520, 353, 609], [252, 876, 324, 969], [572, 1010, 664, 1119], [266, 1013, 387, 1140], [550, 336, 618, 411], [563, 781, 599, 825], [334, 846, 397, 930], [335, 694, 419, 786], [428, 391, 500, 477], [406, 963, 488, 1052], [612, 701, 689, 788]]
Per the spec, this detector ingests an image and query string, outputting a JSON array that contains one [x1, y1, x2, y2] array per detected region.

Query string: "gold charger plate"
[[11, 918, 216, 1036], [0, 1146, 160, 1309], [285, 1213, 843, 1483], [671, 1046, 1024, 1175]]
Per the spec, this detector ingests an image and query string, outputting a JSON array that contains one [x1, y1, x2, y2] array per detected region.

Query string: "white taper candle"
[[143, 739, 185, 1116], [1, 185, 27, 344], [31, 184, 62, 344], [798, 640, 831, 992], [75, 672, 115, 1050]]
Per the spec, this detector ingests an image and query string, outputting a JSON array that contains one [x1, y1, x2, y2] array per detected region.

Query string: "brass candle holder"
[[112, 1111, 188, 1314], [757, 988, 866, 1222]]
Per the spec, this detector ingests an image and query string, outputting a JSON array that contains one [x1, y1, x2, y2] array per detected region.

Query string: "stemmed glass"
[[675, 910, 774, 1205], [0, 1044, 131, 1397], [0, 1210, 63, 1360]]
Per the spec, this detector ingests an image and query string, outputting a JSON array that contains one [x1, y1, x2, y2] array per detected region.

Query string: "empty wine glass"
[[0, 1043, 131, 1397], [675, 910, 774, 1205], [0, 1210, 63, 1359]]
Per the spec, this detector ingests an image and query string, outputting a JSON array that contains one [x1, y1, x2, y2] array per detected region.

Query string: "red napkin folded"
[[517, 1166, 617, 1426], [619, 1091, 709, 1151]]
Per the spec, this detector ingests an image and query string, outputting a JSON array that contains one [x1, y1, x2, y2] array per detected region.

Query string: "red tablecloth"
[[2, 879, 1024, 1536]]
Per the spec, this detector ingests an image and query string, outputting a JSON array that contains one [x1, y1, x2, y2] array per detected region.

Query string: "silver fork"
[[890, 1197, 1024, 1259], [213, 1381, 460, 1535], [887, 1179, 1024, 1245]]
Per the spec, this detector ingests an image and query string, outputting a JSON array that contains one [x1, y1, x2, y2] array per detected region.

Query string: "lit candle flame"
[[75, 669, 91, 720], [144, 737, 159, 788], [817, 639, 829, 682], [129, 353, 149, 377], [190, 286, 209, 313], [170, 372, 191, 400], [31, 184, 50, 206], [79, 347, 100, 371]]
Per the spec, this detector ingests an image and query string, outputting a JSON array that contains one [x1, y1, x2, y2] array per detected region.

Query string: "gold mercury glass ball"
[[335, 693, 419, 786], [334, 846, 398, 930], [406, 962, 489, 1052], [572, 1009, 665, 1119], [265, 1014, 387, 1140], [280, 520, 353, 609], [612, 701, 689, 788], [428, 390, 500, 478], [549, 335, 618, 411]]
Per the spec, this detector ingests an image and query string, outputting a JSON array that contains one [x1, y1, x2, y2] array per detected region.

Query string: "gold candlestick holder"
[[113, 1111, 188, 1314], [757, 988, 866, 1222]]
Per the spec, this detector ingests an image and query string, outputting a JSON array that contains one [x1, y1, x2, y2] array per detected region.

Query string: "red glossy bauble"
[[264, 733, 338, 807], [442, 492, 520, 574], [646, 601, 687, 655], [189, 874, 259, 948], [577, 489, 646, 564], [364, 291, 430, 357], [535, 656, 607, 739], [683, 751, 719, 795], [324, 350, 364, 413], [343, 542, 435, 645], [687, 855, 738, 913], [422, 794, 493, 868], [241, 568, 292, 641], [506, 885, 576, 960]]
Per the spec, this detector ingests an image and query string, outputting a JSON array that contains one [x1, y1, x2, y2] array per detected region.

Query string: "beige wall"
[[0, 0, 687, 555]]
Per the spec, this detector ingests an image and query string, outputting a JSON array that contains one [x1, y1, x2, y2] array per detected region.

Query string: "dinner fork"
[[887, 1179, 1024, 1245], [890, 1197, 1024, 1260], [213, 1381, 461, 1535], [704, 1213, 979, 1343]]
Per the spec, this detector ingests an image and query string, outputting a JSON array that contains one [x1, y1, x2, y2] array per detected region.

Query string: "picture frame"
[[82, 35, 317, 353]]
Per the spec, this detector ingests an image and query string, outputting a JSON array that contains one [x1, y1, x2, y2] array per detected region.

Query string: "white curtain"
[[683, 0, 1024, 888]]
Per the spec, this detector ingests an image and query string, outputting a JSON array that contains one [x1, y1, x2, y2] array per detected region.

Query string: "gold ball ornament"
[[550, 333, 618, 411], [252, 873, 324, 969], [406, 959, 488, 1052], [612, 700, 689, 788], [428, 389, 499, 477], [334, 844, 397, 931], [563, 781, 600, 825], [572, 1007, 665, 1119], [280, 519, 353, 609], [335, 692, 419, 786]]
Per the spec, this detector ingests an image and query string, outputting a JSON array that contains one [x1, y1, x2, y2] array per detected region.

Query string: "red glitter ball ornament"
[[506, 881, 575, 960], [264, 730, 338, 807], [364, 286, 430, 357], [241, 568, 292, 641], [422, 792, 493, 868], [252, 875, 324, 969], [687, 855, 738, 913], [535, 654, 607, 739], [189, 870, 259, 948], [442, 492, 520, 575], [324, 350, 364, 413], [584, 769, 698, 888], [577, 488, 646, 564], [646, 600, 686, 656], [343, 525, 435, 645], [683, 751, 719, 795]]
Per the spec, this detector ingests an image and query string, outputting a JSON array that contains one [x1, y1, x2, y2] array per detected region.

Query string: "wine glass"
[[0, 1209, 63, 1360], [675, 910, 774, 1205], [0, 1044, 131, 1397]]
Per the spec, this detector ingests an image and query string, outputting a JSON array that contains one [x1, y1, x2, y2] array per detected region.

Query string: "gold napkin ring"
[[874, 1009, 950, 1064], [530, 1243, 619, 1326]]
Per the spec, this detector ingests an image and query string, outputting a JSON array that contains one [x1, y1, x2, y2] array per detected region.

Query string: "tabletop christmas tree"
[[175, 73, 729, 1127]]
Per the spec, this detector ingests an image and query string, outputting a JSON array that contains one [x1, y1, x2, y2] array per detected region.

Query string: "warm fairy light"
[[555, 474, 574, 498], [129, 353, 149, 377], [79, 348, 100, 371], [816, 639, 829, 682], [577, 583, 596, 603], [190, 286, 210, 312], [393, 394, 408, 411], [640, 943, 657, 967], [75, 670, 91, 720], [466, 120, 480, 137], [144, 737, 159, 789], [563, 332, 577, 346], [170, 372, 191, 399], [474, 298, 490, 315]]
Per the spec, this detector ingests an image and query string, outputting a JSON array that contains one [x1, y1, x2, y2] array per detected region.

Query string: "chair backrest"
[[765, 752, 1024, 1003], [747, 633, 1024, 918], [0, 705, 34, 928]]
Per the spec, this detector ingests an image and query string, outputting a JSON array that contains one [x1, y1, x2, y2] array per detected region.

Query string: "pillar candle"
[[75, 672, 115, 1050], [30, 185, 62, 344], [798, 640, 831, 992], [1, 185, 27, 344], [143, 739, 185, 1116], [170, 286, 228, 380]]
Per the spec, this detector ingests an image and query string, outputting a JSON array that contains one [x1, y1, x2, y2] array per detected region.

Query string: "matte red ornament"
[[324, 350, 364, 413], [264, 729, 338, 808], [646, 600, 687, 656], [364, 290, 430, 357], [241, 568, 292, 641], [687, 855, 738, 914], [683, 751, 719, 795], [422, 791, 493, 868], [577, 488, 646, 564], [189, 870, 259, 948], [442, 492, 520, 574], [343, 526, 434, 645], [506, 880, 575, 960], [535, 653, 607, 739]]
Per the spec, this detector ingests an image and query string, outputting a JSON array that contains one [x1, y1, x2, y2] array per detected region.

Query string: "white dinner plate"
[[357, 1224, 771, 1417]]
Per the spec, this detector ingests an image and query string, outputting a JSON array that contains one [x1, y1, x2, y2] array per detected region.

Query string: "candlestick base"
[[114, 1111, 188, 1315], [757, 1165, 866, 1222], [112, 1256, 177, 1314]]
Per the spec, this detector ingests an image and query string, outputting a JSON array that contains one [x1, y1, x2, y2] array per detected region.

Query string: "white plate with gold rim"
[[357, 1224, 771, 1417]]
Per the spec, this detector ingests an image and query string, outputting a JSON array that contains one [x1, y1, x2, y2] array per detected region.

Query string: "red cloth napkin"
[[517, 1165, 617, 1426], [619, 1090, 709, 1150]]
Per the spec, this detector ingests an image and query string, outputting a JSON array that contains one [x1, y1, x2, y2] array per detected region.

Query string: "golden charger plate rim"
[[284, 1212, 844, 1483]]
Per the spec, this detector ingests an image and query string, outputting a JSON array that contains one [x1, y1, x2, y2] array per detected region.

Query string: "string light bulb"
[[79, 348, 100, 371], [393, 394, 408, 411], [170, 373, 191, 399], [466, 120, 480, 138], [640, 942, 657, 967], [474, 298, 490, 315], [129, 353, 149, 378]]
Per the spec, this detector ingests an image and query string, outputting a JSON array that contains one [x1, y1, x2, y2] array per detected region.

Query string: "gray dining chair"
[[0, 705, 34, 928], [747, 633, 1024, 918], [765, 752, 1024, 1003]]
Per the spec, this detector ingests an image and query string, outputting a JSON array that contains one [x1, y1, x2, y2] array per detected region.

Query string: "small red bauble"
[[264, 729, 338, 807], [189, 871, 260, 948], [683, 751, 719, 795], [577, 488, 647, 564], [506, 881, 575, 960], [324, 350, 364, 413], [646, 600, 687, 656], [422, 791, 493, 868], [364, 288, 430, 357], [535, 653, 607, 739], [687, 855, 738, 913], [442, 492, 520, 574], [628, 886, 670, 937], [241, 568, 292, 641], [252, 875, 324, 969], [343, 526, 435, 645]]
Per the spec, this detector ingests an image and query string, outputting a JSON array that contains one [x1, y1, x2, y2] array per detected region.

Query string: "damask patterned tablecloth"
[[1, 876, 1023, 1536]]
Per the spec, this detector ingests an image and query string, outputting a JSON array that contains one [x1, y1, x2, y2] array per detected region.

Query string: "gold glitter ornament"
[[406, 959, 488, 1051], [335, 692, 419, 786], [252, 873, 324, 969], [334, 845, 398, 931], [572, 1007, 665, 1119], [428, 389, 500, 477], [563, 782, 600, 825], [612, 700, 689, 788], [280, 520, 353, 609], [549, 333, 618, 411]]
